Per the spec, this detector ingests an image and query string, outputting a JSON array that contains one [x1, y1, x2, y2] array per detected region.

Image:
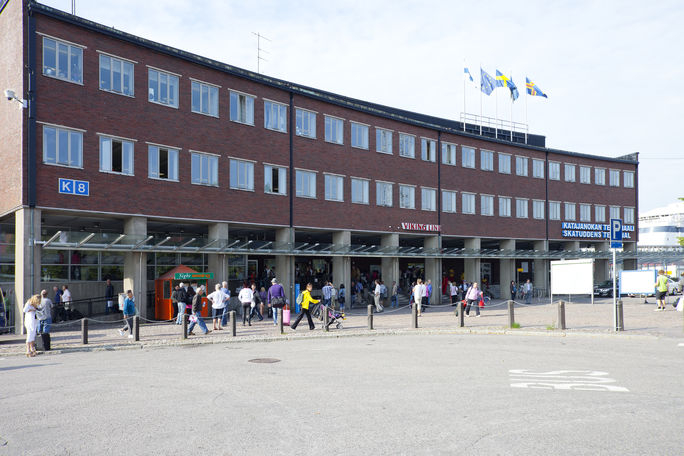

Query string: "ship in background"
[[638, 200, 684, 278]]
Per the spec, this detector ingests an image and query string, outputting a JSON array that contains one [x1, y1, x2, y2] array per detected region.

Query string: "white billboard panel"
[[550, 259, 594, 295], [620, 270, 656, 295]]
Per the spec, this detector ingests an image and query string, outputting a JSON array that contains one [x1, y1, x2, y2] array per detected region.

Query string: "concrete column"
[[14, 208, 41, 333], [424, 235, 442, 304], [208, 223, 229, 282], [332, 231, 351, 303], [499, 239, 516, 300], [275, 228, 295, 305], [464, 237, 481, 286], [533, 240, 549, 294], [564, 240, 581, 252], [593, 241, 610, 283], [381, 233, 399, 293], [124, 216, 148, 319], [622, 242, 637, 271]]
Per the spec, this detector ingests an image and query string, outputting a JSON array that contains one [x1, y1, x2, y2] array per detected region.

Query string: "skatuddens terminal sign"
[[561, 222, 634, 240]]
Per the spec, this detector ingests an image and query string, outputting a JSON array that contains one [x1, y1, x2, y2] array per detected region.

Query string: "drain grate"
[[248, 358, 281, 364]]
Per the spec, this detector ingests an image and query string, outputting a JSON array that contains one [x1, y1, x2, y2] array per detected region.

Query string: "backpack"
[[295, 292, 304, 306]]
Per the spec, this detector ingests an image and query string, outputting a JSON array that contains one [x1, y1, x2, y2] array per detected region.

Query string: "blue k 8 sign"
[[58, 178, 89, 196]]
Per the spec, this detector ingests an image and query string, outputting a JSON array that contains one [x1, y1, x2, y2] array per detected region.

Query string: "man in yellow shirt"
[[291, 283, 318, 331], [654, 270, 668, 312]]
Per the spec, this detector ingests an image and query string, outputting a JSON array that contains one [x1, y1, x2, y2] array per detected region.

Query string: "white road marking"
[[509, 369, 629, 392]]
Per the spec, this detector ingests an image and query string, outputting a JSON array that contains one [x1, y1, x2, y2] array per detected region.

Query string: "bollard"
[[182, 313, 188, 339], [81, 318, 88, 345], [411, 302, 418, 329], [458, 301, 465, 327], [507, 300, 515, 329], [230, 310, 237, 336], [367, 305, 374, 330], [557, 300, 566, 330], [323, 306, 329, 332], [278, 308, 284, 335], [616, 300, 624, 332], [133, 315, 140, 341]]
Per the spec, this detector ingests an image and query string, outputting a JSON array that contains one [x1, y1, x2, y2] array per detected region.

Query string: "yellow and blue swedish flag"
[[525, 77, 548, 98], [495, 70, 519, 101]]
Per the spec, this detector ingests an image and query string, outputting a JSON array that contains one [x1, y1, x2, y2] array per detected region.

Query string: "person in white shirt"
[[238, 283, 254, 326], [61, 285, 72, 315], [373, 280, 384, 313], [207, 283, 229, 330], [412, 279, 425, 317], [449, 281, 460, 306]]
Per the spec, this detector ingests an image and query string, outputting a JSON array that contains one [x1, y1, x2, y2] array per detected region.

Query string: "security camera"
[[4, 89, 14, 101]]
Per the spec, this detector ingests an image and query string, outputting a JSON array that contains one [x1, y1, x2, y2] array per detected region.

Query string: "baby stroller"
[[315, 303, 345, 329]]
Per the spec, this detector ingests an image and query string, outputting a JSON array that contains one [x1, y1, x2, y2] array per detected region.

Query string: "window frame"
[[190, 79, 220, 118], [350, 122, 369, 150], [324, 115, 344, 145], [99, 134, 136, 176], [41, 123, 84, 169], [564, 202, 576, 221], [499, 196, 512, 217], [325, 173, 345, 202], [147, 66, 179, 109], [623, 171, 635, 188], [264, 100, 288, 133], [498, 153, 512, 174], [515, 156, 529, 177], [295, 169, 317, 198], [549, 201, 561, 220], [461, 192, 476, 215], [533, 199, 545, 220], [579, 165, 591, 184], [295, 108, 317, 139], [264, 163, 287, 195], [480, 194, 494, 216], [229, 157, 255, 191], [41, 35, 84, 85], [595, 167, 606, 186], [421, 187, 437, 212], [564, 163, 576, 182], [147, 142, 179, 181], [462, 146, 476, 169], [442, 190, 457, 213], [421, 138, 437, 162], [532, 159, 545, 179], [442, 142, 458, 166], [595, 205, 606, 223], [610, 205, 621, 220], [190, 150, 219, 187], [375, 128, 393, 154], [399, 184, 416, 209], [399, 133, 416, 159], [609, 169, 621, 187], [624, 207, 635, 224], [350, 177, 370, 205], [376, 181, 393, 207], [579, 203, 592, 222], [549, 161, 561, 180], [98, 51, 135, 97], [515, 198, 529, 218], [229, 90, 256, 126]]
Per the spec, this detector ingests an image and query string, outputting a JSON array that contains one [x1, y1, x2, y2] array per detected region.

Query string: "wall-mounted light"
[[4, 89, 27, 109]]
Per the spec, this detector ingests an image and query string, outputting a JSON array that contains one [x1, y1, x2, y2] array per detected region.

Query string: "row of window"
[[41, 35, 636, 190]]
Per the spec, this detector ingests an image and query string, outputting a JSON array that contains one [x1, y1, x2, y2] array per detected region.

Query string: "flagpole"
[[525, 77, 529, 143], [495, 76, 498, 138], [479, 64, 483, 135], [510, 69, 514, 140], [463, 59, 466, 125]]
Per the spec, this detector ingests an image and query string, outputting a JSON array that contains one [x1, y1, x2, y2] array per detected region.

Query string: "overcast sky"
[[41, 0, 684, 214]]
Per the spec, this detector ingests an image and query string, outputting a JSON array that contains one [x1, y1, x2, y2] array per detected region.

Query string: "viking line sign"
[[400, 223, 441, 232]]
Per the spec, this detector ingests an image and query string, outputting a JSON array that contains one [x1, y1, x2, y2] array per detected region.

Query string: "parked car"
[[667, 278, 681, 295], [594, 280, 620, 297]]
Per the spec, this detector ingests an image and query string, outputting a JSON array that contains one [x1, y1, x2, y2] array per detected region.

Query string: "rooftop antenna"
[[252, 32, 271, 74]]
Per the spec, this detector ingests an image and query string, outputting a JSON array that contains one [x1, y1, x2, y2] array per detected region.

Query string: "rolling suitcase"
[[36, 332, 51, 351]]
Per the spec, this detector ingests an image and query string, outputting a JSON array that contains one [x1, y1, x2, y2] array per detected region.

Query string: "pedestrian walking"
[[239, 283, 254, 326], [465, 282, 483, 317], [391, 281, 398, 308], [322, 281, 333, 309], [208, 283, 229, 330], [173, 283, 187, 325], [105, 279, 115, 315], [53, 286, 65, 322], [510, 281, 517, 300], [450, 281, 459, 306], [373, 279, 384, 313], [187, 286, 210, 336], [425, 279, 433, 307], [337, 284, 346, 311], [258, 286, 268, 317], [654, 269, 668, 311], [523, 279, 533, 304], [118, 290, 136, 339], [23, 294, 40, 357], [413, 279, 425, 317], [267, 277, 286, 326], [249, 283, 264, 322], [37, 289, 52, 335], [61, 285, 72, 317], [291, 283, 318, 331], [220, 281, 231, 327]]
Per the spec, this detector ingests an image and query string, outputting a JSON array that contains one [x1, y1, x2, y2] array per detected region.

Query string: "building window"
[[481, 150, 494, 171], [264, 101, 287, 132], [421, 138, 436, 162], [351, 122, 369, 149], [609, 169, 620, 187], [564, 164, 576, 182], [191, 80, 219, 117], [148, 68, 179, 108], [549, 162, 560, 180], [532, 159, 544, 178], [595, 205, 605, 222], [399, 134, 415, 158], [229, 159, 254, 191], [442, 143, 458, 165], [610, 206, 621, 220], [578, 166, 591, 184], [100, 136, 134, 175], [324, 116, 344, 145], [264, 165, 286, 195], [99, 54, 134, 96], [595, 168, 606, 185], [516, 198, 528, 218], [442, 190, 457, 213], [351, 178, 369, 204], [148, 145, 178, 181], [230, 91, 255, 125], [325, 175, 344, 202], [376, 128, 393, 154], [376, 182, 393, 207], [533, 200, 545, 219], [296, 170, 316, 198], [43, 125, 82, 168], [399, 185, 415, 209], [480, 194, 494, 216], [549, 201, 561, 220], [191, 152, 218, 186], [296, 109, 317, 138], [624, 207, 635, 224], [516, 156, 528, 177], [42, 37, 83, 84], [462, 193, 475, 214], [499, 154, 511, 174], [421, 188, 437, 211], [462, 146, 475, 168], [580, 203, 591, 222], [624, 171, 635, 188], [564, 202, 576, 221], [499, 196, 511, 217]]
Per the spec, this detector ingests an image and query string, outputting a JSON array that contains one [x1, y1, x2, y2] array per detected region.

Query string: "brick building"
[[0, 1, 639, 331]]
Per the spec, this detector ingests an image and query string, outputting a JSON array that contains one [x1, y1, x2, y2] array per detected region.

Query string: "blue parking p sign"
[[58, 178, 89, 196], [610, 218, 622, 249]]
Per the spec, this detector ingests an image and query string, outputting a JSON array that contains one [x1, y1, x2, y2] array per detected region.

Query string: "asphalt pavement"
[[0, 333, 682, 455]]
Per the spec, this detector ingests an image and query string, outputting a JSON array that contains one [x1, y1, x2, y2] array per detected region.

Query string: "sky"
[[39, 0, 684, 214]]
